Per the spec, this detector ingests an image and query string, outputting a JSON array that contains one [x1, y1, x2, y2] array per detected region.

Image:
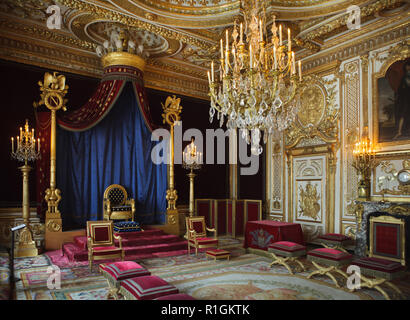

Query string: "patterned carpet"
[[1, 238, 409, 300]]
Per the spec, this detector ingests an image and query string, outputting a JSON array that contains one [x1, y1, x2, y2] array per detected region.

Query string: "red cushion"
[[155, 293, 196, 300], [318, 233, 351, 242], [93, 226, 110, 242], [92, 246, 122, 256], [101, 261, 150, 280], [352, 257, 405, 273], [269, 241, 306, 252], [206, 249, 229, 257], [121, 275, 178, 300], [308, 248, 352, 261], [189, 237, 218, 245]]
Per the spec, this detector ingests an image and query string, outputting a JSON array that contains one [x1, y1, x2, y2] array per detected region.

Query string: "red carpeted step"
[[73, 229, 167, 251], [74, 233, 181, 250]]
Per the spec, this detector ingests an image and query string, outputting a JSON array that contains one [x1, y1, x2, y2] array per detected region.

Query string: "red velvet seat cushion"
[[92, 246, 122, 256], [155, 293, 196, 300], [101, 261, 150, 280], [318, 233, 351, 242], [206, 249, 230, 257], [189, 237, 218, 245], [352, 257, 405, 273], [121, 275, 178, 300], [308, 248, 352, 261], [268, 241, 306, 252]]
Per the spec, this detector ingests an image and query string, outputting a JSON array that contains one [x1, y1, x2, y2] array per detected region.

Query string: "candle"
[[259, 19, 263, 41], [273, 46, 277, 69], [38, 138, 40, 152], [226, 30, 229, 52], [279, 25, 282, 46], [240, 23, 243, 44], [288, 28, 291, 52], [211, 61, 214, 82], [298, 60, 302, 81], [220, 39, 223, 60], [207, 71, 211, 85], [17, 136, 19, 148], [250, 44, 253, 68], [11, 137, 14, 153], [20, 127, 22, 139], [292, 52, 295, 74]]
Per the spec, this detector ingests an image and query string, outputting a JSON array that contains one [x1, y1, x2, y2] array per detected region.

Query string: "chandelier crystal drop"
[[208, 0, 303, 155]]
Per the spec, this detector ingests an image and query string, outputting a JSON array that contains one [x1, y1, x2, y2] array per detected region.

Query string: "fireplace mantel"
[[354, 201, 410, 257]]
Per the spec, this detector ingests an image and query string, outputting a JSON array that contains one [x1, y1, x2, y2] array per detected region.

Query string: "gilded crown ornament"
[[95, 25, 147, 71], [208, 0, 303, 155]]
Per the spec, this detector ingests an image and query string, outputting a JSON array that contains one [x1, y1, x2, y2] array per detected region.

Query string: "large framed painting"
[[373, 56, 410, 148]]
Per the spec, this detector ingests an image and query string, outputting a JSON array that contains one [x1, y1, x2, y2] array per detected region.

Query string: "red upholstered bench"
[[351, 257, 406, 300], [317, 233, 352, 252], [119, 275, 179, 300], [206, 249, 230, 261], [307, 248, 353, 288], [268, 241, 306, 274], [155, 293, 196, 300], [100, 261, 151, 299]]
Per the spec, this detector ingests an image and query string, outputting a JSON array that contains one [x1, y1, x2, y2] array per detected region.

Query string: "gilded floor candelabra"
[[183, 138, 203, 218], [352, 136, 378, 201], [11, 120, 40, 257]]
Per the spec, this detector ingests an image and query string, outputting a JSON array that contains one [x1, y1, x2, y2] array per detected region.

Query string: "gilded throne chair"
[[103, 184, 135, 221]]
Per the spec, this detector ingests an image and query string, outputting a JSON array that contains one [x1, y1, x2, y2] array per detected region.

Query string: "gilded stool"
[[307, 248, 352, 288], [268, 241, 306, 274], [119, 275, 179, 300], [351, 257, 406, 300], [100, 261, 151, 299], [317, 233, 352, 253], [206, 249, 230, 261]]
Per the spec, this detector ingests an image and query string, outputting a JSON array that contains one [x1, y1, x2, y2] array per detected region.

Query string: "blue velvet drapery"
[[56, 82, 166, 228]]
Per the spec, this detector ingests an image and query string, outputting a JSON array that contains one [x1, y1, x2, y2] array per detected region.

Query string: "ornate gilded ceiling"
[[0, 0, 408, 99]]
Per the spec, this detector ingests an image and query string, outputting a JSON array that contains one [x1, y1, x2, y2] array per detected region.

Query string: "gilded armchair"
[[86, 220, 124, 271], [103, 184, 135, 221], [186, 216, 218, 255]]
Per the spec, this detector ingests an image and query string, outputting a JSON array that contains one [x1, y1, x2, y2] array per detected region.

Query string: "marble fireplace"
[[354, 201, 410, 263]]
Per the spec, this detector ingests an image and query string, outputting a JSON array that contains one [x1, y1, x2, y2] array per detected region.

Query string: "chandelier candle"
[[208, 0, 303, 155]]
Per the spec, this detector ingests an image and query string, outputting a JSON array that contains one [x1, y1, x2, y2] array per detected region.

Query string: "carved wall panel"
[[341, 59, 361, 225], [266, 130, 284, 219], [292, 156, 327, 242]]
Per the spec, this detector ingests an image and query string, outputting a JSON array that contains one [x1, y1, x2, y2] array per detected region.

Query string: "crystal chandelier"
[[208, 0, 303, 155], [11, 119, 41, 163]]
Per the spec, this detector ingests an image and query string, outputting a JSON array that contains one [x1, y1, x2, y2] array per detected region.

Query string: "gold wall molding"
[[300, 0, 404, 42], [0, 16, 95, 51], [301, 22, 409, 74], [56, 0, 214, 50]]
